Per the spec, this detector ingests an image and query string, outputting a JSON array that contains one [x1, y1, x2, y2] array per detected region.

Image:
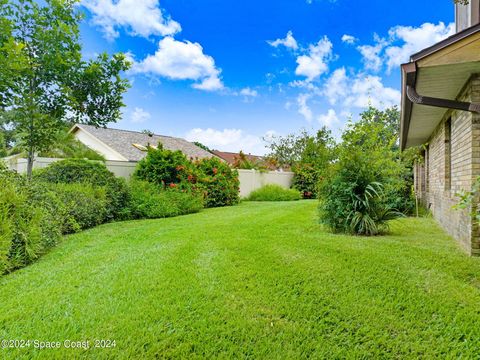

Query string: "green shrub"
[[318, 153, 403, 236], [292, 164, 320, 199], [49, 183, 108, 233], [134, 146, 240, 208], [195, 157, 240, 208], [248, 184, 301, 201], [128, 180, 203, 219], [35, 159, 130, 221], [134, 144, 198, 189], [0, 172, 61, 274]]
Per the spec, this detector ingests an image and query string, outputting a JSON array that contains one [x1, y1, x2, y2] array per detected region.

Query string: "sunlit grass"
[[0, 201, 479, 358]]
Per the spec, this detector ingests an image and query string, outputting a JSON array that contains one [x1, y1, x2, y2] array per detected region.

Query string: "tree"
[[265, 127, 336, 197], [0, 0, 130, 177], [193, 141, 212, 153]]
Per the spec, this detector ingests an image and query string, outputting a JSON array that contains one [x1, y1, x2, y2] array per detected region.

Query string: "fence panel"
[[4, 157, 295, 198]]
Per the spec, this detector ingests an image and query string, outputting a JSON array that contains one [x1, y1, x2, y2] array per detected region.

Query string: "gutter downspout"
[[400, 61, 480, 150], [406, 86, 480, 113]]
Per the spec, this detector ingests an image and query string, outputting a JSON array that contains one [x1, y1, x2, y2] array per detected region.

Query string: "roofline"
[[71, 123, 183, 141], [211, 150, 265, 158], [410, 23, 480, 62], [70, 124, 129, 161], [400, 23, 480, 151]]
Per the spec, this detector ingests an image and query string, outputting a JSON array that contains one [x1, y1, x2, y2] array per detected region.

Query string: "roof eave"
[[400, 62, 417, 151]]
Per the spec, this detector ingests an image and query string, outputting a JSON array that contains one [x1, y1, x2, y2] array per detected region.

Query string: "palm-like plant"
[[346, 182, 403, 235]]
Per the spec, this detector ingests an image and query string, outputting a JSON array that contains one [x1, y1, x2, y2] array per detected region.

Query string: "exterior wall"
[[415, 76, 480, 255], [3, 157, 295, 199]]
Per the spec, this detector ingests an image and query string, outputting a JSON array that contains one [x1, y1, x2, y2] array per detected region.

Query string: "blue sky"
[[78, 0, 455, 154]]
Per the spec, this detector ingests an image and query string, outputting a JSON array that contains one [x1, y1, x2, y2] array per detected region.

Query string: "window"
[[445, 118, 452, 191]]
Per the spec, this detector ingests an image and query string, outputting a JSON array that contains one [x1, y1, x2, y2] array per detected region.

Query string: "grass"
[[1, 201, 480, 359]]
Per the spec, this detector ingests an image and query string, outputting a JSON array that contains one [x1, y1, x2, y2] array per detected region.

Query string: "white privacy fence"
[[4, 157, 294, 198], [237, 169, 294, 197]]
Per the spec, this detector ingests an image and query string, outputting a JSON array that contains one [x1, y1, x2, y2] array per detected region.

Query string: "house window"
[[445, 118, 452, 191]]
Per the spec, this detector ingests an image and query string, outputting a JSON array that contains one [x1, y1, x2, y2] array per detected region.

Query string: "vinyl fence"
[[4, 157, 294, 198]]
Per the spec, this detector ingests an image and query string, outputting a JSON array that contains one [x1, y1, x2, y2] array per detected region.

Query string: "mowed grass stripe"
[[0, 201, 479, 359]]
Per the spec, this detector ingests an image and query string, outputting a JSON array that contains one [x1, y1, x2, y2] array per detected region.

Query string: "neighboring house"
[[70, 124, 215, 162], [211, 150, 287, 171], [400, 2, 480, 255], [212, 151, 264, 166]]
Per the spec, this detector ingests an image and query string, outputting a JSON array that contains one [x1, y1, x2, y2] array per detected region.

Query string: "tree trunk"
[[26, 149, 34, 179]]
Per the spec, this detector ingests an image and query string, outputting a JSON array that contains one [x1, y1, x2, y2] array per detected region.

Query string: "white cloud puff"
[[185, 128, 268, 155], [295, 36, 333, 81], [131, 37, 223, 91], [82, 0, 181, 40], [322, 68, 400, 109], [357, 34, 387, 72], [317, 109, 339, 127], [268, 31, 299, 50], [240, 88, 258, 97], [341, 34, 357, 44], [130, 107, 151, 123], [297, 93, 313, 121], [356, 22, 455, 73], [384, 22, 455, 71]]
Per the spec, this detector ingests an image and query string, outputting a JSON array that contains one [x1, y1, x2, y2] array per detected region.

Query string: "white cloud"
[[130, 107, 151, 123], [322, 69, 400, 110], [295, 36, 333, 81], [384, 22, 455, 71], [185, 128, 268, 155], [357, 34, 386, 72], [341, 34, 357, 44], [355, 22, 455, 73], [240, 88, 258, 97], [82, 0, 181, 40], [268, 31, 299, 50], [297, 93, 313, 121], [317, 109, 339, 127], [131, 37, 223, 91], [323, 67, 348, 105], [345, 75, 401, 109]]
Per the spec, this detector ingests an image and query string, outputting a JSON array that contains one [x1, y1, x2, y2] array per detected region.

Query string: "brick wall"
[[415, 76, 480, 255]]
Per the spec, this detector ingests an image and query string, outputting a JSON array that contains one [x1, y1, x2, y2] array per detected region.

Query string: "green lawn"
[[1, 201, 480, 359]]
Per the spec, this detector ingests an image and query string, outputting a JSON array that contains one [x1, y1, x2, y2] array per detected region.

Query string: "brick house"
[[400, 2, 480, 255]]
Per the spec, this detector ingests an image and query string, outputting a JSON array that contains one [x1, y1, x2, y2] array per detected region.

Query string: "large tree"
[[0, 0, 130, 177]]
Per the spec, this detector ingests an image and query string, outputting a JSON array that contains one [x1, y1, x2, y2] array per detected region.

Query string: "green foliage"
[[135, 146, 240, 208], [0, 0, 130, 176], [267, 127, 336, 198], [35, 159, 130, 221], [193, 141, 212, 153], [1, 202, 480, 358], [248, 184, 301, 201], [341, 106, 415, 215], [232, 151, 265, 170], [319, 153, 403, 235], [0, 170, 61, 273], [319, 107, 407, 236], [134, 144, 197, 188], [48, 182, 107, 233], [128, 180, 203, 219], [195, 157, 240, 208], [454, 176, 480, 223], [39, 126, 105, 160], [292, 164, 321, 199]]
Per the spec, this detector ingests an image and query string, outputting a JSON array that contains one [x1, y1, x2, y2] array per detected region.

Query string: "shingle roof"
[[211, 151, 265, 165], [73, 124, 215, 161]]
